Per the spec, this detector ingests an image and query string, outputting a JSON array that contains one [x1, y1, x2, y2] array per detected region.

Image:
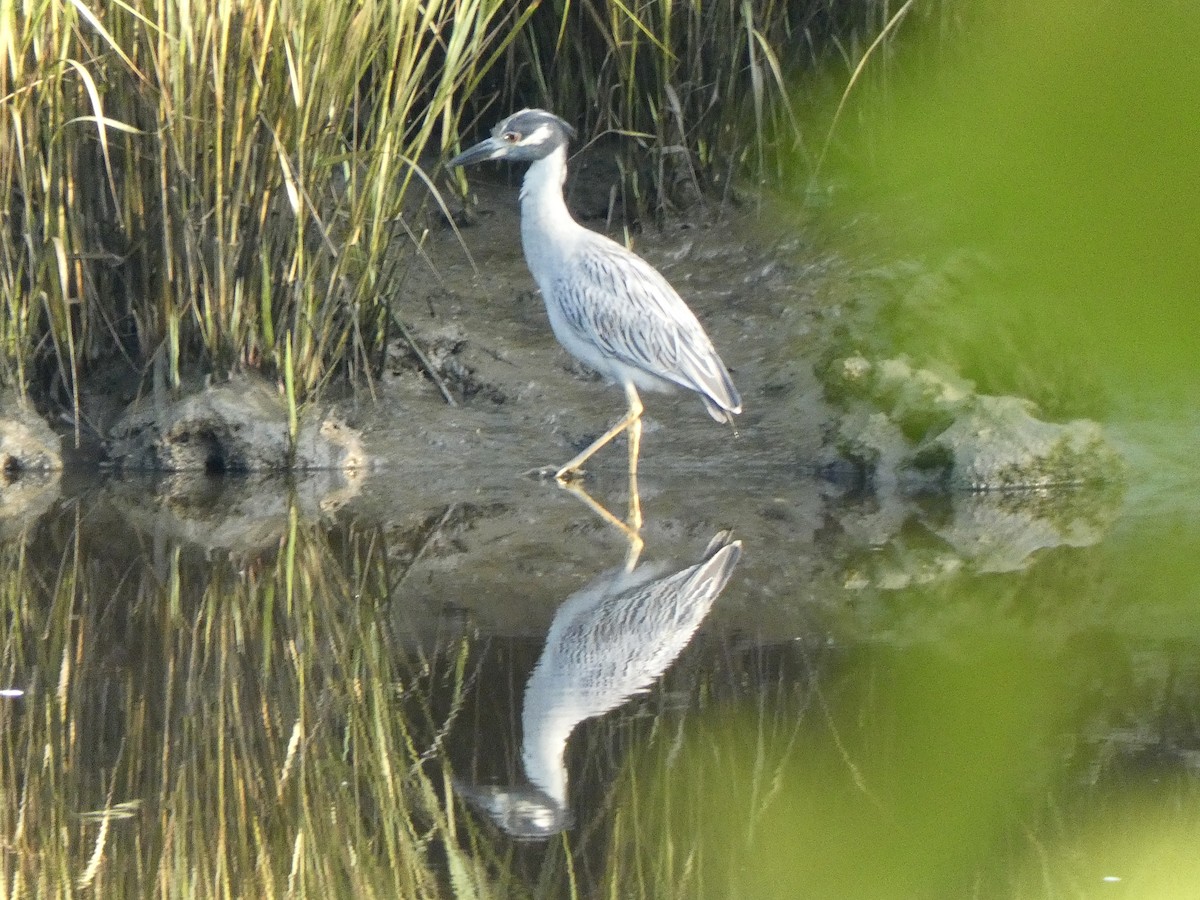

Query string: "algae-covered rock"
[[0, 392, 63, 473], [0, 393, 61, 540], [824, 355, 1125, 490], [827, 354, 974, 441], [108, 375, 368, 471], [913, 395, 1123, 490]]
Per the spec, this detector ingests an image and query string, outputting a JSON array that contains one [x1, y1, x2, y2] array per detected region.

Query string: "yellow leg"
[[554, 383, 643, 480], [626, 413, 642, 532]]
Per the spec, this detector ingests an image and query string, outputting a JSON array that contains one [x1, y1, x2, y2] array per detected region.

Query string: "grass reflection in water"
[[1, 472, 1198, 898]]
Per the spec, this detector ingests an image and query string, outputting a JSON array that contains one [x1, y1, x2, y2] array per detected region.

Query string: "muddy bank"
[[4, 167, 1124, 522]]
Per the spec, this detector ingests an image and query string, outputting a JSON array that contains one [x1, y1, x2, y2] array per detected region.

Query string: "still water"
[[1, 425, 1198, 898]]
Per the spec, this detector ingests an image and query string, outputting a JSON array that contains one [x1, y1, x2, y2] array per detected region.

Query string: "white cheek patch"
[[521, 124, 554, 147]]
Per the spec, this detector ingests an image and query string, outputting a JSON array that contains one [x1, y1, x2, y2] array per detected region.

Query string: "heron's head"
[[448, 109, 575, 167]]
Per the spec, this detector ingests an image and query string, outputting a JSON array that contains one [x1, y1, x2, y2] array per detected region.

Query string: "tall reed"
[[1, 0, 527, 418], [477, 0, 808, 216], [476, 0, 919, 217]]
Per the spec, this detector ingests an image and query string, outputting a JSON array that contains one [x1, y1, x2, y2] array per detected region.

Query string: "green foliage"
[[815, 0, 1200, 417]]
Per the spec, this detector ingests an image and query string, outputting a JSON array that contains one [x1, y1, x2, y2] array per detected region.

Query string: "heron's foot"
[[554, 465, 586, 483], [524, 464, 585, 482]]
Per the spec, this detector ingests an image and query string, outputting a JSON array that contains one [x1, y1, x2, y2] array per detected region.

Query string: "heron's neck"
[[519, 146, 577, 240], [521, 715, 570, 805]]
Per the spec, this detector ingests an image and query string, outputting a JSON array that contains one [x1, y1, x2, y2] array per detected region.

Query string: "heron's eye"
[[502, 131, 520, 143]]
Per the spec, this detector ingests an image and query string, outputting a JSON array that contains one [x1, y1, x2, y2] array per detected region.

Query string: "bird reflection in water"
[[454, 524, 742, 839]]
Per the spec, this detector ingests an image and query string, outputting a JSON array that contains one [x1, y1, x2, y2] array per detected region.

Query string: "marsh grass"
[[483, 0, 810, 215], [479, 0, 944, 218], [0, 503, 500, 898], [1, 0, 528, 423]]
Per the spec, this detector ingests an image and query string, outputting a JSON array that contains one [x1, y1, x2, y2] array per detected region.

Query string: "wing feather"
[[553, 234, 741, 416]]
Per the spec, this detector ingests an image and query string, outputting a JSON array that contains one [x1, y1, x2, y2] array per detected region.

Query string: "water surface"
[[2, 431, 1198, 897]]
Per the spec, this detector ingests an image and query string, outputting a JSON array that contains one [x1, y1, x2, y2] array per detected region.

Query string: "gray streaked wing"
[[554, 236, 737, 408]]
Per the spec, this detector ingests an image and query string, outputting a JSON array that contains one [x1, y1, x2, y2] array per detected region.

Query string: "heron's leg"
[[626, 412, 643, 532], [555, 383, 644, 480]]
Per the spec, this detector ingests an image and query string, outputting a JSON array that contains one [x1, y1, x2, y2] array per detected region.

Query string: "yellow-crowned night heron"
[[449, 109, 742, 484]]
